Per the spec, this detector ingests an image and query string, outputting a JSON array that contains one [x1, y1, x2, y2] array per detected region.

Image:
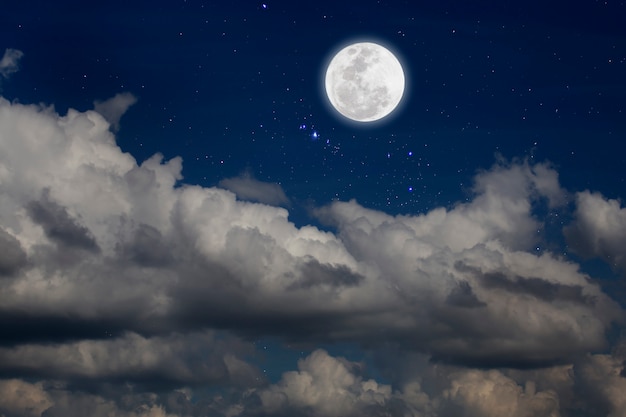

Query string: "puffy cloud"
[[0, 48, 23, 79], [0, 379, 52, 417], [565, 191, 626, 272], [26, 188, 99, 252], [258, 349, 392, 417], [93, 92, 138, 131], [313, 162, 621, 366], [218, 170, 290, 206], [0, 96, 625, 416], [442, 369, 560, 417], [0, 98, 621, 368]]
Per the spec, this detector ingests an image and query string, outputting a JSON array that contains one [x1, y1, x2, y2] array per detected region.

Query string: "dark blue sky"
[[1, 1, 626, 416], [4, 0, 625, 213]]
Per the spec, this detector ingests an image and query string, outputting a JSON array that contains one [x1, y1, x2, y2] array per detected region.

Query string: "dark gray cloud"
[[478, 271, 594, 306], [26, 190, 99, 252], [445, 281, 486, 308], [0, 331, 262, 390], [0, 311, 127, 348], [119, 223, 173, 267], [570, 349, 626, 417], [287, 259, 364, 290], [0, 228, 27, 277]]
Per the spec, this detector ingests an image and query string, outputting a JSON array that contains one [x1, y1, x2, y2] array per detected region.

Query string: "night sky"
[[1, 1, 626, 416]]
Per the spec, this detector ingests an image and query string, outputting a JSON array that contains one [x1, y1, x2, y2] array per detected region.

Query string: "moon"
[[324, 42, 405, 123]]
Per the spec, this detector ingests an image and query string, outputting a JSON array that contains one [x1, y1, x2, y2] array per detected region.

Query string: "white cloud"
[[0, 98, 621, 369], [0, 96, 625, 416], [218, 170, 290, 206], [258, 349, 392, 417], [313, 162, 621, 365], [565, 191, 626, 272], [442, 369, 560, 417], [0, 48, 23, 78], [93, 92, 138, 131]]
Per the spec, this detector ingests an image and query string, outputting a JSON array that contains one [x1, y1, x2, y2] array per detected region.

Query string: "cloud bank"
[[0, 97, 624, 415]]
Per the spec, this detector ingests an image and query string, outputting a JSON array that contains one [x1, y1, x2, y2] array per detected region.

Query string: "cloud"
[[0, 381, 180, 417], [0, 49, 23, 79], [441, 369, 560, 417], [0, 348, 625, 417], [258, 349, 392, 417], [93, 92, 138, 131], [565, 191, 626, 272], [0, 379, 52, 417], [0, 331, 262, 388], [313, 161, 622, 367], [0, 96, 625, 415], [572, 349, 626, 417], [218, 170, 290, 206], [445, 280, 486, 308], [0, 98, 622, 363], [0, 227, 27, 277]]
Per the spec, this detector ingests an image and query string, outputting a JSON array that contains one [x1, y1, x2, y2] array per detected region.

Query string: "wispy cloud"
[[0, 49, 24, 79], [93, 92, 138, 131], [218, 170, 290, 206]]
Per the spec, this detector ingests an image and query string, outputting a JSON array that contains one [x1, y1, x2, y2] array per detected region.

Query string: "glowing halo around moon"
[[324, 41, 406, 123]]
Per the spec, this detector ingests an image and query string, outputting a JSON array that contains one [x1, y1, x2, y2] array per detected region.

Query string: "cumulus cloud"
[[0, 98, 623, 359], [218, 170, 290, 206], [0, 96, 625, 415], [0, 379, 52, 417], [0, 348, 625, 417], [313, 162, 621, 366], [258, 349, 392, 417], [565, 191, 626, 272], [93, 92, 138, 131], [0, 49, 23, 78], [442, 369, 560, 417]]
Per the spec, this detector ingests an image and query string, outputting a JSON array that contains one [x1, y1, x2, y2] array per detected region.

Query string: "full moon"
[[324, 42, 405, 122]]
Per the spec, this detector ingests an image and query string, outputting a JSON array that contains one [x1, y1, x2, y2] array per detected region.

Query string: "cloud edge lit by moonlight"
[[0, 96, 625, 416]]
